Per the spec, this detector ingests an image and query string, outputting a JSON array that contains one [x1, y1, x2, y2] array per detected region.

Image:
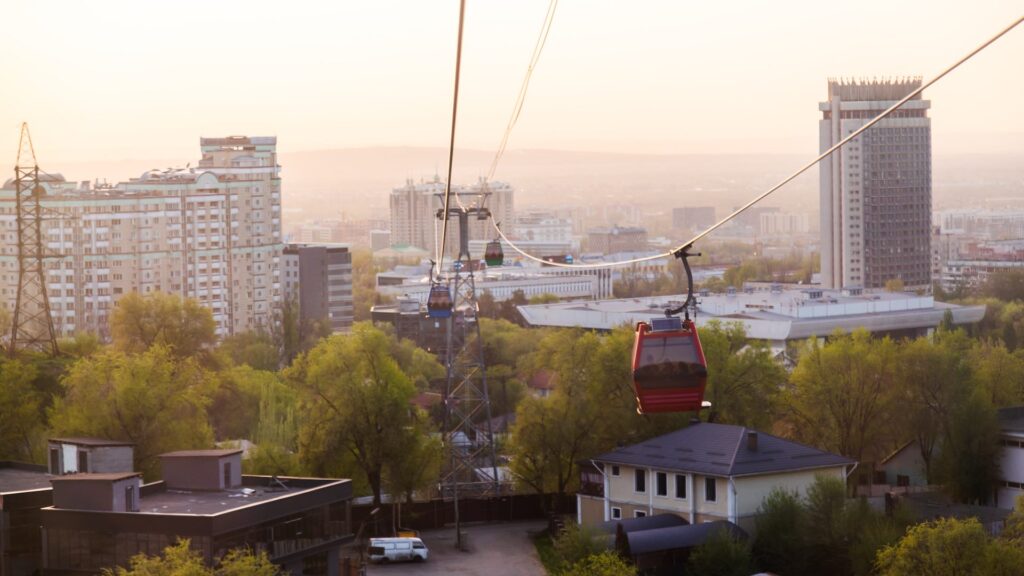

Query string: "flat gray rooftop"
[[138, 485, 309, 515], [0, 465, 51, 494]]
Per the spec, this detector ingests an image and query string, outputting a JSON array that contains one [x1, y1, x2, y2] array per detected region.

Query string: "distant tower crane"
[[8, 123, 59, 356]]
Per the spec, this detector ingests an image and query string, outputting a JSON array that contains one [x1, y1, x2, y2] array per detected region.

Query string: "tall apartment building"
[[0, 136, 282, 338], [282, 243, 354, 333], [389, 176, 514, 255], [819, 79, 932, 290]]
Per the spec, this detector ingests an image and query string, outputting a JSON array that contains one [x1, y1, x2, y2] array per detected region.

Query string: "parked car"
[[368, 537, 429, 563]]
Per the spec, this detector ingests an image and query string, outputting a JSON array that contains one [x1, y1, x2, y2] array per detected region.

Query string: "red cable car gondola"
[[630, 244, 708, 414], [427, 284, 453, 318], [484, 239, 504, 267], [632, 316, 707, 414]]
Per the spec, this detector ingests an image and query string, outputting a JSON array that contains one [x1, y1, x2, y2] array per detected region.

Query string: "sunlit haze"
[[3, 0, 1022, 169]]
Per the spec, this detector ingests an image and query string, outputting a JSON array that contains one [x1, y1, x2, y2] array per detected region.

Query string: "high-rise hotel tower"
[[819, 79, 932, 290]]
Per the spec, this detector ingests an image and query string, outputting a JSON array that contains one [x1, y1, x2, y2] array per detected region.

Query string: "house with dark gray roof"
[[578, 422, 855, 532]]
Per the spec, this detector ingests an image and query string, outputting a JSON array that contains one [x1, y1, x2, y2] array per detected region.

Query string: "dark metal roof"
[[626, 521, 747, 556], [50, 472, 141, 482], [0, 462, 51, 494], [999, 406, 1024, 433], [598, 513, 688, 534], [592, 422, 854, 477], [49, 437, 134, 447], [159, 449, 242, 458]]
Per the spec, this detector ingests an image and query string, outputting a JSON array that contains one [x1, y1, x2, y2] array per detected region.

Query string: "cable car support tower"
[[435, 192, 500, 539], [8, 123, 58, 357]]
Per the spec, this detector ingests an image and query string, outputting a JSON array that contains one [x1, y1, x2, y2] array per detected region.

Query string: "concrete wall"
[[733, 467, 846, 523]]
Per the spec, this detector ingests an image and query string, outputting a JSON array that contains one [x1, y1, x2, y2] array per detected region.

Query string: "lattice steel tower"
[[8, 123, 59, 356], [435, 192, 500, 538]]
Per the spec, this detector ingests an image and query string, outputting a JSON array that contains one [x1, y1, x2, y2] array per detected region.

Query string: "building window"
[[635, 469, 646, 493], [656, 472, 667, 496], [611, 507, 621, 520], [705, 477, 717, 502], [634, 510, 647, 519], [611, 465, 620, 477], [675, 474, 687, 499]]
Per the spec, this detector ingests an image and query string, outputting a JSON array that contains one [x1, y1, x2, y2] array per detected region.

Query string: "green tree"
[[292, 323, 425, 506], [700, 320, 786, 429], [208, 366, 290, 441], [49, 346, 215, 479], [244, 378, 302, 477], [553, 523, 605, 569], [110, 292, 217, 359], [102, 539, 281, 576], [510, 329, 641, 505], [969, 339, 1024, 407], [788, 330, 899, 463], [875, 517, 990, 576], [218, 331, 279, 371], [897, 330, 972, 483], [982, 268, 1024, 301], [936, 388, 1002, 504], [752, 488, 807, 575], [685, 527, 753, 576], [561, 551, 635, 576], [0, 359, 46, 462]]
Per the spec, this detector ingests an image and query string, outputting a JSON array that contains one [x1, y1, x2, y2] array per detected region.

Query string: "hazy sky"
[[2, 1, 1022, 168]]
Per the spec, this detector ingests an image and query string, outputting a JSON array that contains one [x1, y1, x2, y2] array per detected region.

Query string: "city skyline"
[[2, 1, 1021, 168]]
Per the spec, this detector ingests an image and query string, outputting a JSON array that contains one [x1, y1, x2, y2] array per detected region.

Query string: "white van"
[[368, 537, 429, 563]]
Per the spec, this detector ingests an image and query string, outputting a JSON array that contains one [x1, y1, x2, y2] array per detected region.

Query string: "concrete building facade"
[[282, 243, 354, 333], [587, 226, 648, 254], [0, 136, 283, 338], [819, 79, 932, 290], [388, 176, 514, 256]]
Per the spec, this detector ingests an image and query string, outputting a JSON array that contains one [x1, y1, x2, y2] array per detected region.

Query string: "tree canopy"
[[110, 292, 217, 359]]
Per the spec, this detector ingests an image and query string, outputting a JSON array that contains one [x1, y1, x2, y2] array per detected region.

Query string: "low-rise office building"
[[40, 449, 353, 575], [0, 462, 52, 576]]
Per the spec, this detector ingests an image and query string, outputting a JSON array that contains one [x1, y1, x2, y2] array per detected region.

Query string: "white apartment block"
[[0, 136, 282, 339], [819, 78, 932, 290], [389, 176, 514, 255]]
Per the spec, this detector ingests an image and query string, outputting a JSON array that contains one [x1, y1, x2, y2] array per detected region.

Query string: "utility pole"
[[9, 123, 58, 357], [436, 191, 500, 550]]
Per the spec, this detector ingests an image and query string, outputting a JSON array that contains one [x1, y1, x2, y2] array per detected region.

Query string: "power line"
[[487, 0, 559, 182], [490, 13, 1024, 270], [437, 0, 468, 276]]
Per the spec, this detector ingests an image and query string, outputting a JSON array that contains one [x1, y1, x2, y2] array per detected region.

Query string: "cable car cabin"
[[484, 240, 504, 267], [632, 316, 708, 414], [427, 285, 453, 318]]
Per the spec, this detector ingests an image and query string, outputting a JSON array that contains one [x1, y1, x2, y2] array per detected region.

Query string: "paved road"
[[366, 520, 547, 576]]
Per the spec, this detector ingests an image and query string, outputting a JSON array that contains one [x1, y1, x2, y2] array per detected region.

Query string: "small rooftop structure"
[[48, 437, 134, 475], [160, 449, 243, 491]]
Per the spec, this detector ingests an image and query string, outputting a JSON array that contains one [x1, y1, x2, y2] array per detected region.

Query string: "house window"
[[897, 474, 910, 487], [634, 510, 647, 519], [675, 474, 687, 499], [635, 469, 646, 493], [611, 465, 620, 477], [705, 477, 717, 502], [611, 507, 622, 520], [656, 472, 667, 496]]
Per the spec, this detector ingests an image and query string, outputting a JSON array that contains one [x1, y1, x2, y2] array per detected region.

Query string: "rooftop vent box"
[[159, 449, 243, 491], [51, 472, 142, 512], [47, 438, 134, 476]]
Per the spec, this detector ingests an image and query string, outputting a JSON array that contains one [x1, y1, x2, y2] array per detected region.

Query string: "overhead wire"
[[489, 13, 1024, 270], [487, 0, 559, 183], [436, 0, 468, 278]]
